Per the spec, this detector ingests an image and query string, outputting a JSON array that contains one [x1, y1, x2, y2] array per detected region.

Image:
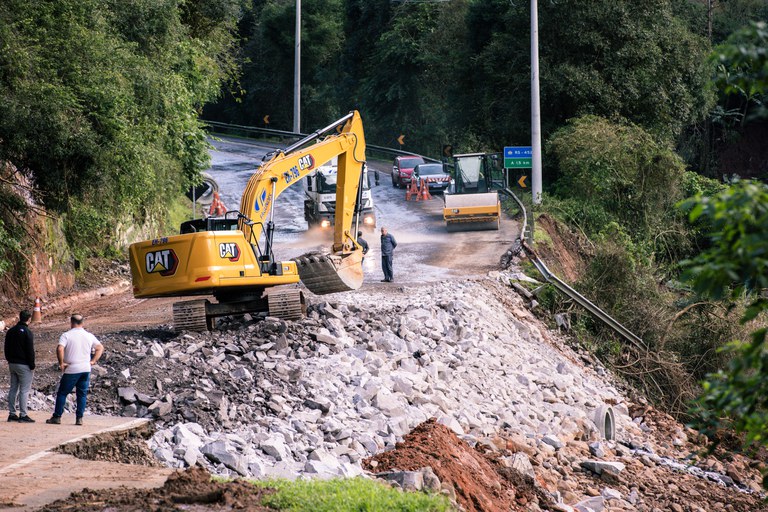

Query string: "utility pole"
[[531, 0, 542, 205], [293, 0, 301, 133]]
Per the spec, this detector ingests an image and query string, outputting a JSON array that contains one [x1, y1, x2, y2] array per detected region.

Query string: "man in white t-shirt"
[[46, 314, 103, 426]]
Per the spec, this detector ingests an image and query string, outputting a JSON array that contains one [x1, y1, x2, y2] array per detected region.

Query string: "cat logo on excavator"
[[145, 249, 178, 276], [219, 243, 241, 262]]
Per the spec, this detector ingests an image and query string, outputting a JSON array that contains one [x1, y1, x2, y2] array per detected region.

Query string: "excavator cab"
[[179, 216, 239, 234]]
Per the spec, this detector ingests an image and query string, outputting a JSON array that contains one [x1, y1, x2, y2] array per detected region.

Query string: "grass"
[[532, 223, 553, 249], [251, 477, 453, 512], [169, 194, 198, 229]]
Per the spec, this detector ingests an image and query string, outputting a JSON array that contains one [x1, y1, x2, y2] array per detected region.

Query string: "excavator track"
[[267, 288, 306, 320], [293, 250, 363, 295], [172, 299, 210, 332]]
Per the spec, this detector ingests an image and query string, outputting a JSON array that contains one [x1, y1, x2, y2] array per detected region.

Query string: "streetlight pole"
[[531, 0, 542, 205], [293, 0, 301, 133]]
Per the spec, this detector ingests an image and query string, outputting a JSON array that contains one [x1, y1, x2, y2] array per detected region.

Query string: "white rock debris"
[[3, 271, 761, 511]]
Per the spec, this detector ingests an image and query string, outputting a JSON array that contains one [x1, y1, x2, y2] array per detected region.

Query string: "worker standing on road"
[[357, 231, 369, 263], [46, 314, 103, 426], [5, 310, 35, 423], [380, 227, 397, 282]]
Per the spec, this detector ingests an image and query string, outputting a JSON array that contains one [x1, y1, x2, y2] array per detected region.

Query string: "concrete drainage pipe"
[[593, 404, 616, 441], [186, 172, 220, 206]]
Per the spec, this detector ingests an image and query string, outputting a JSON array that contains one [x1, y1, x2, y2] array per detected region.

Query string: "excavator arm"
[[239, 111, 366, 256], [238, 110, 367, 294]]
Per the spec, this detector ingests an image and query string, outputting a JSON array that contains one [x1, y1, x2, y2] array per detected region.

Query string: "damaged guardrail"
[[502, 187, 645, 352]]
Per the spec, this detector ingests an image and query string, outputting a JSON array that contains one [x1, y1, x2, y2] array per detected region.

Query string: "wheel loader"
[[443, 152, 504, 231], [128, 111, 368, 331]]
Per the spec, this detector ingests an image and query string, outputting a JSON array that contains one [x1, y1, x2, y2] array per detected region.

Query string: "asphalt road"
[[205, 135, 519, 284]]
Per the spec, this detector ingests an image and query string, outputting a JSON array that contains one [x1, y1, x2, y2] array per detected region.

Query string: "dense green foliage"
[[711, 21, 768, 120], [541, 116, 741, 411], [683, 181, 768, 457], [0, 0, 240, 278], [538, 1, 712, 140], [209, 0, 714, 155], [548, 116, 686, 245], [678, 20, 768, 462], [254, 477, 451, 512]]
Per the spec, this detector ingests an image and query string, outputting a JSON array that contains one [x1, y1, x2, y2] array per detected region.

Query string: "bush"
[[64, 200, 113, 264], [548, 115, 687, 243]]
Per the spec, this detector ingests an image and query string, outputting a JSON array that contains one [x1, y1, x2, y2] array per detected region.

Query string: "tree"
[[0, 0, 239, 270], [547, 115, 687, 242], [712, 1, 768, 43], [462, 0, 715, 146], [682, 29, 768, 459], [356, 1, 448, 149], [683, 181, 768, 471], [711, 21, 768, 121], [214, 0, 344, 131], [540, 0, 714, 140]]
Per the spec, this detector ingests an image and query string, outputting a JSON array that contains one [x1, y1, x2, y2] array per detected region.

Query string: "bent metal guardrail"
[[501, 186, 646, 352]]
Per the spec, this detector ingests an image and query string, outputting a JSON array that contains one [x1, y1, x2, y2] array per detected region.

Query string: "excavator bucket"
[[443, 192, 501, 232], [293, 250, 363, 295]]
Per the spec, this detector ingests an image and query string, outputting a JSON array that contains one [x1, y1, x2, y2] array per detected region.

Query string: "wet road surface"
[[205, 136, 519, 285]]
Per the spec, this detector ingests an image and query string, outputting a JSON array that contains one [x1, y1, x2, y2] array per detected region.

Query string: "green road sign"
[[504, 157, 532, 169]]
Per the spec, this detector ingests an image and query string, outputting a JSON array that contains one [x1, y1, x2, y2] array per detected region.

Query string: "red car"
[[391, 155, 425, 188]]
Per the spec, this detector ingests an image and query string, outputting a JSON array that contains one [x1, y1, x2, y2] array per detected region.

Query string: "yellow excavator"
[[128, 111, 367, 330]]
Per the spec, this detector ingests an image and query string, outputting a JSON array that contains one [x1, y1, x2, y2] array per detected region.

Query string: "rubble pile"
[[69, 275, 766, 511]]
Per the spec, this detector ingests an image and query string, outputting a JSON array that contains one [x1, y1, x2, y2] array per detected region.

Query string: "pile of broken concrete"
[[57, 274, 767, 511]]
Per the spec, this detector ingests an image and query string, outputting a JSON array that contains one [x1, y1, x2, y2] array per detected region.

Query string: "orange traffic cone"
[[419, 178, 432, 200], [209, 192, 227, 216], [215, 194, 227, 216], [31, 297, 42, 323], [406, 177, 420, 201]]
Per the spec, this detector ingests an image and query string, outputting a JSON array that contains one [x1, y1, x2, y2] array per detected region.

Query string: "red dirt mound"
[[364, 418, 540, 512], [37, 466, 272, 511]]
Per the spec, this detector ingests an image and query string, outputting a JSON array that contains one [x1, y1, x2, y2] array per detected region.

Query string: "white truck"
[[303, 158, 377, 229]]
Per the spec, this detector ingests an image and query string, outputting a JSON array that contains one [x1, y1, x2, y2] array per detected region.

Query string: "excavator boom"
[[237, 111, 366, 294], [239, 111, 365, 253]]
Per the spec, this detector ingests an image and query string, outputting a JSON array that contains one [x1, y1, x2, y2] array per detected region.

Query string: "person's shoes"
[[7, 414, 18, 422], [17, 415, 35, 423], [46, 416, 61, 424], [380, 279, 388, 282], [75, 417, 83, 426]]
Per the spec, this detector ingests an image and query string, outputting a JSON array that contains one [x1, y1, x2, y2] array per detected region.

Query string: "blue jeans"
[[53, 372, 90, 418], [8, 363, 34, 416], [382, 254, 394, 281]]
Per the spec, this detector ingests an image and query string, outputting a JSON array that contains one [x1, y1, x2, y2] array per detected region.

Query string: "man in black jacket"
[[5, 310, 35, 422], [357, 231, 369, 263], [380, 227, 397, 282]]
